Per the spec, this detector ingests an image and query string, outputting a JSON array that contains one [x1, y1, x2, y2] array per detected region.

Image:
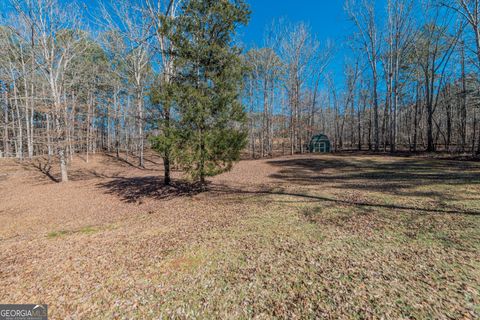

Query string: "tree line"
[[246, 0, 480, 158], [0, 0, 249, 184], [1, 0, 480, 184]]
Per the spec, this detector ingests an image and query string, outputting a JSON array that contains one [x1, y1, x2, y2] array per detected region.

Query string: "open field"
[[1, 153, 479, 319]]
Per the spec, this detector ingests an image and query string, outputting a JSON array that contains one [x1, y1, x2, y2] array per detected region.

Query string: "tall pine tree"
[[172, 0, 250, 184]]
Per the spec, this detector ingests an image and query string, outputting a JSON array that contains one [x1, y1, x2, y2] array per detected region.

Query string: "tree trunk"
[[164, 104, 171, 185], [3, 90, 9, 157], [55, 110, 68, 182], [86, 93, 92, 163], [137, 90, 144, 167], [13, 82, 23, 159], [373, 71, 380, 152]]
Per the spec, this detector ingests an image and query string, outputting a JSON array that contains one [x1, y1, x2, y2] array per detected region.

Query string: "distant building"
[[308, 134, 331, 153]]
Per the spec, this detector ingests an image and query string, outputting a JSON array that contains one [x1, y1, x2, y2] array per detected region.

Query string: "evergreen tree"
[[150, 77, 179, 185], [172, 0, 250, 184]]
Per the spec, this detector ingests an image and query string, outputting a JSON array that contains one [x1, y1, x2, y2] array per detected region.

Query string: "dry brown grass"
[[0, 152, 479, 319]]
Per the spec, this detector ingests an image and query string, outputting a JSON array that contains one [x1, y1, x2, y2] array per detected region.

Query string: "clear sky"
[[240, 0, 351, 47], [239, 0, 356, 87], [242, 0, 391, 90], [71, 0, 354, 49], [4, 0, 385, 86], [71, 0, 357, 84]]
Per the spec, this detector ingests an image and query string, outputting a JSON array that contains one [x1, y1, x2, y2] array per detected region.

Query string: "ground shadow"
[[96, 154, 480, 215], [266, 157, 480, 193], [29, 154, 158, 183], [98, 176, 207, 203], [102, 153, 144, 170], [27, 159, 58, 182], [95, 174, 480, 216], [207, 183, 480, 216]]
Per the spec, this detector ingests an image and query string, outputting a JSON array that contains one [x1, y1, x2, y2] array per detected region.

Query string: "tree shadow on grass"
[[95, 154, 480, 215], [208, 184, 480, 216], [26, 159, 58, 183], [266, 157, 480, 192], [103, 153, 143, 169], [101, 152, 165, 169], [98, 176, 207, 203], [95, 174, 480, 216]]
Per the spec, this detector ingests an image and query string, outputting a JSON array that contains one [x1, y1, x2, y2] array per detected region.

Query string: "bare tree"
[[413, 4, 462, 152], [443, 0, 480, 68], [9, 0, 86, 181], [346, 0, 381, 151], [381, 0, 415, 152], [281, 22, 318, 154], [101, 0, 151, 167]]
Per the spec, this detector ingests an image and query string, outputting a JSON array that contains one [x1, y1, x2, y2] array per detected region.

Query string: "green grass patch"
[[79, 226, 98, 234], [47, 230, 69, 238], [47, 225, 101, 239]]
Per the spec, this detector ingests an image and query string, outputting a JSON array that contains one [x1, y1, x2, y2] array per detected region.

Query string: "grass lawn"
[[0, 154, 479, 318]]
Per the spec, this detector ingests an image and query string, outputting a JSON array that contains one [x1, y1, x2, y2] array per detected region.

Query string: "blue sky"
[[77, 0, 355, 46], [237, 0, 388, 89], [239, 0, 356, 87], [241, 1, 351, 47], [3, 0, 387, 87], [2, 0, 385, 55], [72, 0, 355, 48]]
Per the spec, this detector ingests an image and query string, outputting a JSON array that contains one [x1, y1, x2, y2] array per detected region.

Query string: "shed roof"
[[310, 134, 330, 141]]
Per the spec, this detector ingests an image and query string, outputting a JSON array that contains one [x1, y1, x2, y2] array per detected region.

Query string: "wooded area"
[[1, 0, 480, 183], [246, 0, 480, 157], [1, 1, 480, 318]]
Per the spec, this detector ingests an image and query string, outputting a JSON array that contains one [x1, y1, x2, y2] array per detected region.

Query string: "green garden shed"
[[309, 134, 331, 153]]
